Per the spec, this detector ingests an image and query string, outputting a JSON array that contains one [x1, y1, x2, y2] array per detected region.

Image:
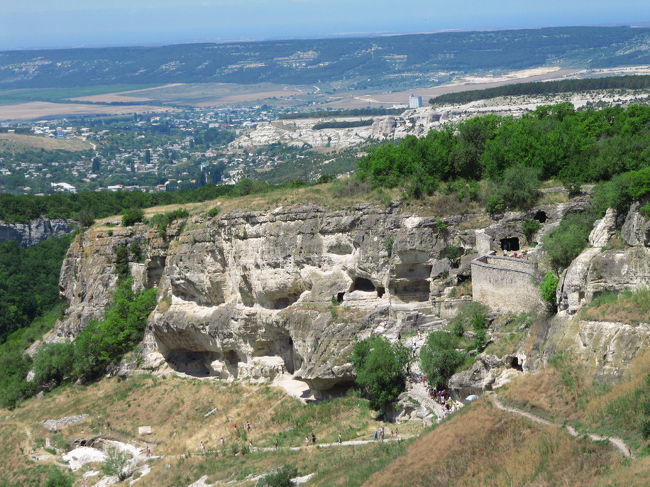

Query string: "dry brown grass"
[[578, 289, 650, 325], [365, 401, 622, 487], [0, 375, 422, 486]]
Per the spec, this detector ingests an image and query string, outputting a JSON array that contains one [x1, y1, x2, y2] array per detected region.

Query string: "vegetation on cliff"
[[350, 336, 411, 415], [357, 103, 650, 210], [0, 235, 73, 343]]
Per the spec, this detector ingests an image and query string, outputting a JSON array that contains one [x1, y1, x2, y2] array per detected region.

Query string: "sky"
[[2, 0, 650, 51]]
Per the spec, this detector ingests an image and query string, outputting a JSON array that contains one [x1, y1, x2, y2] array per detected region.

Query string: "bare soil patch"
[[0, 133, 92, 151]]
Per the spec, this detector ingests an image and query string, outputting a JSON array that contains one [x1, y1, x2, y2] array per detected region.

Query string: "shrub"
[[258, 464, 298, 487], [499, 165, 541, 210], [128, 242, 144, 263], [543, 212, 596, 270], [44, 467, 73, 487], [150, 208, 189, 238], [641, 204, 650, 219], [350, 336, 410, 414], [420, 331, 466, 389], [383, 236, 394, 257], [207, 207, 221, 217], [121, 208, 144, 227], [32, 343, 75, 389], [442, 245, 463, 261], [449, 302, 490, 333], [102, 446, 133, 481], [486, 194, 506, 214], [115, 244, 130, 281], [522, 218, 542, 243], [540, 272, 560, 307]]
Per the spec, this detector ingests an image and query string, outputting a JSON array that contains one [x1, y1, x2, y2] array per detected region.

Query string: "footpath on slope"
[[489, 394, 633, 458]]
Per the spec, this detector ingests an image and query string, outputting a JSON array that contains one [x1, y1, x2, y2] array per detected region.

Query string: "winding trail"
[[489, 395, 633, 458]]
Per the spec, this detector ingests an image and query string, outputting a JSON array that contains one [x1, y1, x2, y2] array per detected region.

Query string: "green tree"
[[121, 208, 144, 226], [540, 272, 560, 307], [350, 336, 410, 415], [420, 331, 466, 389], [102, 446, 133, 481], [258, 465, 298, 487]]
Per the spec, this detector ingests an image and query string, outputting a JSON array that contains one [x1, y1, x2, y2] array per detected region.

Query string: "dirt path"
[[490, 395, 633, 458]]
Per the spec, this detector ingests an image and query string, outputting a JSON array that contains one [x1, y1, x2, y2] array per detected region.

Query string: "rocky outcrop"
[[621, 201, 650, 247], [0, 218, 75, 246], [557, 209, 650, 315], [54, 205, 495, 390]]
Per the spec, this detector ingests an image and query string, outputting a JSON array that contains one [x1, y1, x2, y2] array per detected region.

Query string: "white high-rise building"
[[409, 94, 423, 109]]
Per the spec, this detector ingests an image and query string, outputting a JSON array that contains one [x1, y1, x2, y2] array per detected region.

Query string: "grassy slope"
[[366, 402, 626, 487], [0, 375, 421, 486]]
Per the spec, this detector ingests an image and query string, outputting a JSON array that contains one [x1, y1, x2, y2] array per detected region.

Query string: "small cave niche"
[[351, 277, 376, 293], [534, 211, 548, 223], [146, 256, 166, 288], [500, 237, 520, 252], [376, 286, 386, 298], [252, 335, 302, 374], [268, 292, 302, 310], [508, 356, 524, 371], [336, 292, 345, 303], [390, 280, 430, 302], [165, 350, 220, 378]]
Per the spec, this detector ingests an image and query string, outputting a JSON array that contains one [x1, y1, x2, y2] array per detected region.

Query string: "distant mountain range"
[[1, 26, 650, 91]]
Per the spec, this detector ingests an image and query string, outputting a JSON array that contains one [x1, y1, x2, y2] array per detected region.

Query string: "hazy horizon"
[[2, 0, 650, 51]]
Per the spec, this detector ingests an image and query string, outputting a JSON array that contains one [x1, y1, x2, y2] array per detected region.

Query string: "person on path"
[[200, 441, 205, 453], [374, 430, 378, 441], [311, 432, 316, 445], [246, 421, 251, 432], [338, 433, 342, 444], [219, 437, 225, 447], [304, 436, 310, 445], [274, 439, 279, 450], [380, 427, 385, 441]]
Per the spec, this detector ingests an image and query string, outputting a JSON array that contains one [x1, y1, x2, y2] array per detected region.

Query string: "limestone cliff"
[[0, 218, 75, 246], [51, 197, 649, 393]]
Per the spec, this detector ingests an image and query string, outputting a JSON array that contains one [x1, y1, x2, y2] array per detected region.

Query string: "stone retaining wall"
[[471, 255, 542, 313]]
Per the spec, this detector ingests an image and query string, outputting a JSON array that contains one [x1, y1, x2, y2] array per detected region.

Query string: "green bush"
[[115, 244, 130, 281], [207, 207, 221, 217], [486, 194, 506, 214], [498, 165, 541, 210], [449, 302, 490, 333], [641, 204, 650, 218], [44, 467, 74, 487], [150, 208, 189, 237], [350, 336, 410, 414], [258, 464, 298, 487], [102, 446, 132, 481], [32, 343, 75, 389], [420, 331, 467, 389], [543, 212, 596, 270], [121, 208, 144, 226], [522, 218, 542, 243], [540, 272, 560, 306]]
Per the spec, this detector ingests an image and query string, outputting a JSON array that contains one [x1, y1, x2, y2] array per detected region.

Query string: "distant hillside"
[[430, 74, 650, 105], [1, 26, 650, 91]]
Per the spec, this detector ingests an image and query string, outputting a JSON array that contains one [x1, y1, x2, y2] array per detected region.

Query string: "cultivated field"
[[0, 101, 177, 121]]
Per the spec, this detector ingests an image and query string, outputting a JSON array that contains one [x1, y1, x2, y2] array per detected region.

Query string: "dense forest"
[[358, 103, 650, 200], [429, 75, 650, 105], [0, 178, 309, 224], [0, 235, 73, 343]]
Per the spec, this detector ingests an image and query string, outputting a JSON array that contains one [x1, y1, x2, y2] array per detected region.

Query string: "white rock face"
[[589, 209, 616, 248], [63, 447, 106, 471], [0, 218, 75, 247]]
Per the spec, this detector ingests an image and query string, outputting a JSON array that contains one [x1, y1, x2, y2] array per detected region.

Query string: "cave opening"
[[534, 211, 548, 223], [352, 277, 376, 292], [500, 237, 520, 252], [509, 356, 524, 371], [336, 292, 345, 303], [376, 286, 385, 298]]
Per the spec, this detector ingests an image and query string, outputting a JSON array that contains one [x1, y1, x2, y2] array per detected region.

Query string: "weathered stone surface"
[[0, 218, 75, 246], [54, 205, 495, 390], [557, 246, 650, 315], [621, 202, 650, 247], [589, 208, 617, 247]]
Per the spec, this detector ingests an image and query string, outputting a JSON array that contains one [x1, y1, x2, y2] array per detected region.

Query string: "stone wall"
[[471, 255, 542, 313]]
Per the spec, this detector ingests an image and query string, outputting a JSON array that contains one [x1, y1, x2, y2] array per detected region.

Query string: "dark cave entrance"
[[500, 237, 520, 252], [534, 211, 548, 223], [352, 277, 376, 292]]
